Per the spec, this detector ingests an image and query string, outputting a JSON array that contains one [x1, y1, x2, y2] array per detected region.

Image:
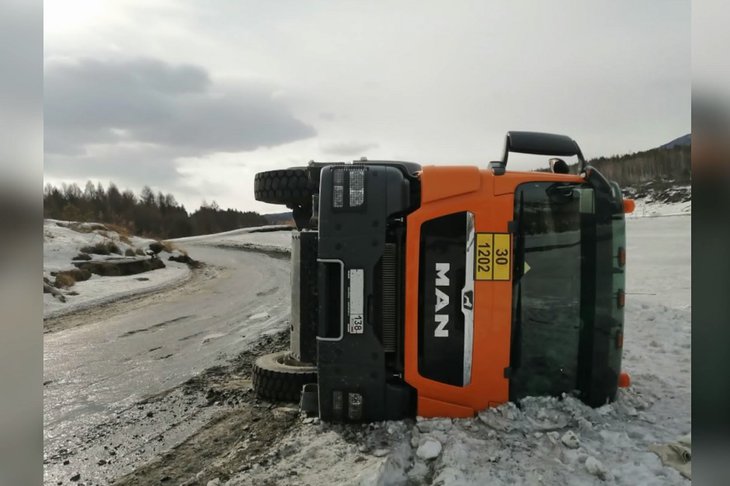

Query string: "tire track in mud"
[[112, 332, 294, 486], [119, 315, 194, 338]]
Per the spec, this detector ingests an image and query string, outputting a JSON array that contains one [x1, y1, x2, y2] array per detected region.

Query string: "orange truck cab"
[[254, 131, 633, 422]]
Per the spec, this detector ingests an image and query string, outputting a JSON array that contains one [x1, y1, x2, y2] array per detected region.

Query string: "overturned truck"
[[252, 131, 634, 422]]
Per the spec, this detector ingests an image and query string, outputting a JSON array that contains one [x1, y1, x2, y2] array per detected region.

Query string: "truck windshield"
[[510, 182, 595, 398]]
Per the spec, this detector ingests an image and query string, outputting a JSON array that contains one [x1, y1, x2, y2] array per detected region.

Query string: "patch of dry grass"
[[76, 258, 165, 277], [106, 223, 133, 244], [60, 221, 133, 244], [159, 240, 187, 256], [80, 241, 122, 255], [65, 222, 107, 233], [53, 268, 92, 288]]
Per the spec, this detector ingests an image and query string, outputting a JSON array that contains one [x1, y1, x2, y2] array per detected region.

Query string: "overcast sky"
[[44, 0, 690, 213]]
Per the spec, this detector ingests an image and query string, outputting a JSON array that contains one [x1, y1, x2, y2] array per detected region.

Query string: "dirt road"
[[43, 244, 291, 485]]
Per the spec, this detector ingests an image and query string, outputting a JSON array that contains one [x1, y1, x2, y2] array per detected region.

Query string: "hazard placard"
[[475, 233, 512, 281]]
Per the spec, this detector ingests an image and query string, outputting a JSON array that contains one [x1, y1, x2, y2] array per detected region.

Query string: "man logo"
[[462, 290, 473, 311], [434, 263, 450, 337]]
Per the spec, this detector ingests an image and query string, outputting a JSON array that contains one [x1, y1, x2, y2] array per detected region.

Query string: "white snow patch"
[[170, 225, 293, 252], [627, 199, 691, 219], [43, 219, 192, 319]]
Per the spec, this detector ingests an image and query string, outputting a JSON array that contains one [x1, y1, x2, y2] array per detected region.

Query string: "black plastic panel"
[[417, 212, 467, 386], [316, 164, 417, 421]]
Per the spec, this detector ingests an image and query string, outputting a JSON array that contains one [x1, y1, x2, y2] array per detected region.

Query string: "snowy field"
[[626, 199, 691, 219], [625, 184, 691, 219]]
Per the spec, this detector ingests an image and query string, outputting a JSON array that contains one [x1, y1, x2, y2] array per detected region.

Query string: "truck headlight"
[[332, 167, 366, 209], [348, 168, 365, 207]]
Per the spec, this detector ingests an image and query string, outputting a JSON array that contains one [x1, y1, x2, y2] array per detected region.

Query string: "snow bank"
[[624, 184, 691, 219], [43, 220, 192, 319], [170, 225, 292, 244], [43, 264, 191, 320], [172, 226, 293, 253], [231, 388, 687, 485], [626, 199, 691, 219]]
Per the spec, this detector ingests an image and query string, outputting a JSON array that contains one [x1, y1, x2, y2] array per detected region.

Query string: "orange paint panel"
[[418, 396, 476, 418], [493, 170, 583, 196], [420, 166, 482, 203], [405, 168, 510, 416]]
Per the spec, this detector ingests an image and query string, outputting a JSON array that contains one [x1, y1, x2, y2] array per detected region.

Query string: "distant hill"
[[586, 138, 690, 187], [659, 133, 691, 150]]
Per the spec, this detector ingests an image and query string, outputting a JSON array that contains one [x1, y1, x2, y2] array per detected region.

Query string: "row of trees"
[[537, 144, 691, 187], [542, 144, 690, 188], [43, 182, 269, 239], [586, 145, 691, 187]]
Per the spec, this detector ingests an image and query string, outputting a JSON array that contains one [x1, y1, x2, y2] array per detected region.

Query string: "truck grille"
[[381, 243, 397, 353]]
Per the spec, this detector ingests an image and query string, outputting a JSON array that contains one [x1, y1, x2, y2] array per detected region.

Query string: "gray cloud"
[[321, 141, 379, 157], [44, 57, 316, 158], [44, 1, 689, 213], [44, 145, 183, 189]]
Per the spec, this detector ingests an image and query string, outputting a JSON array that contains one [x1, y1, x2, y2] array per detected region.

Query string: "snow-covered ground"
[[43, 220, 192, 319], [625, 184, 691, 219], [171, 225, 293, 253], [626, 199, 691, 219]]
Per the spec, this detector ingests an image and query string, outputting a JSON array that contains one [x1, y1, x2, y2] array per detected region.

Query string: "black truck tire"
[[254, 168, 316, 206], [252, 351, 317, 402]]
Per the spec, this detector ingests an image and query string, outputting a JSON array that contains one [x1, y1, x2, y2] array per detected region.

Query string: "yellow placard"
[[475, 233, 512, 281]]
